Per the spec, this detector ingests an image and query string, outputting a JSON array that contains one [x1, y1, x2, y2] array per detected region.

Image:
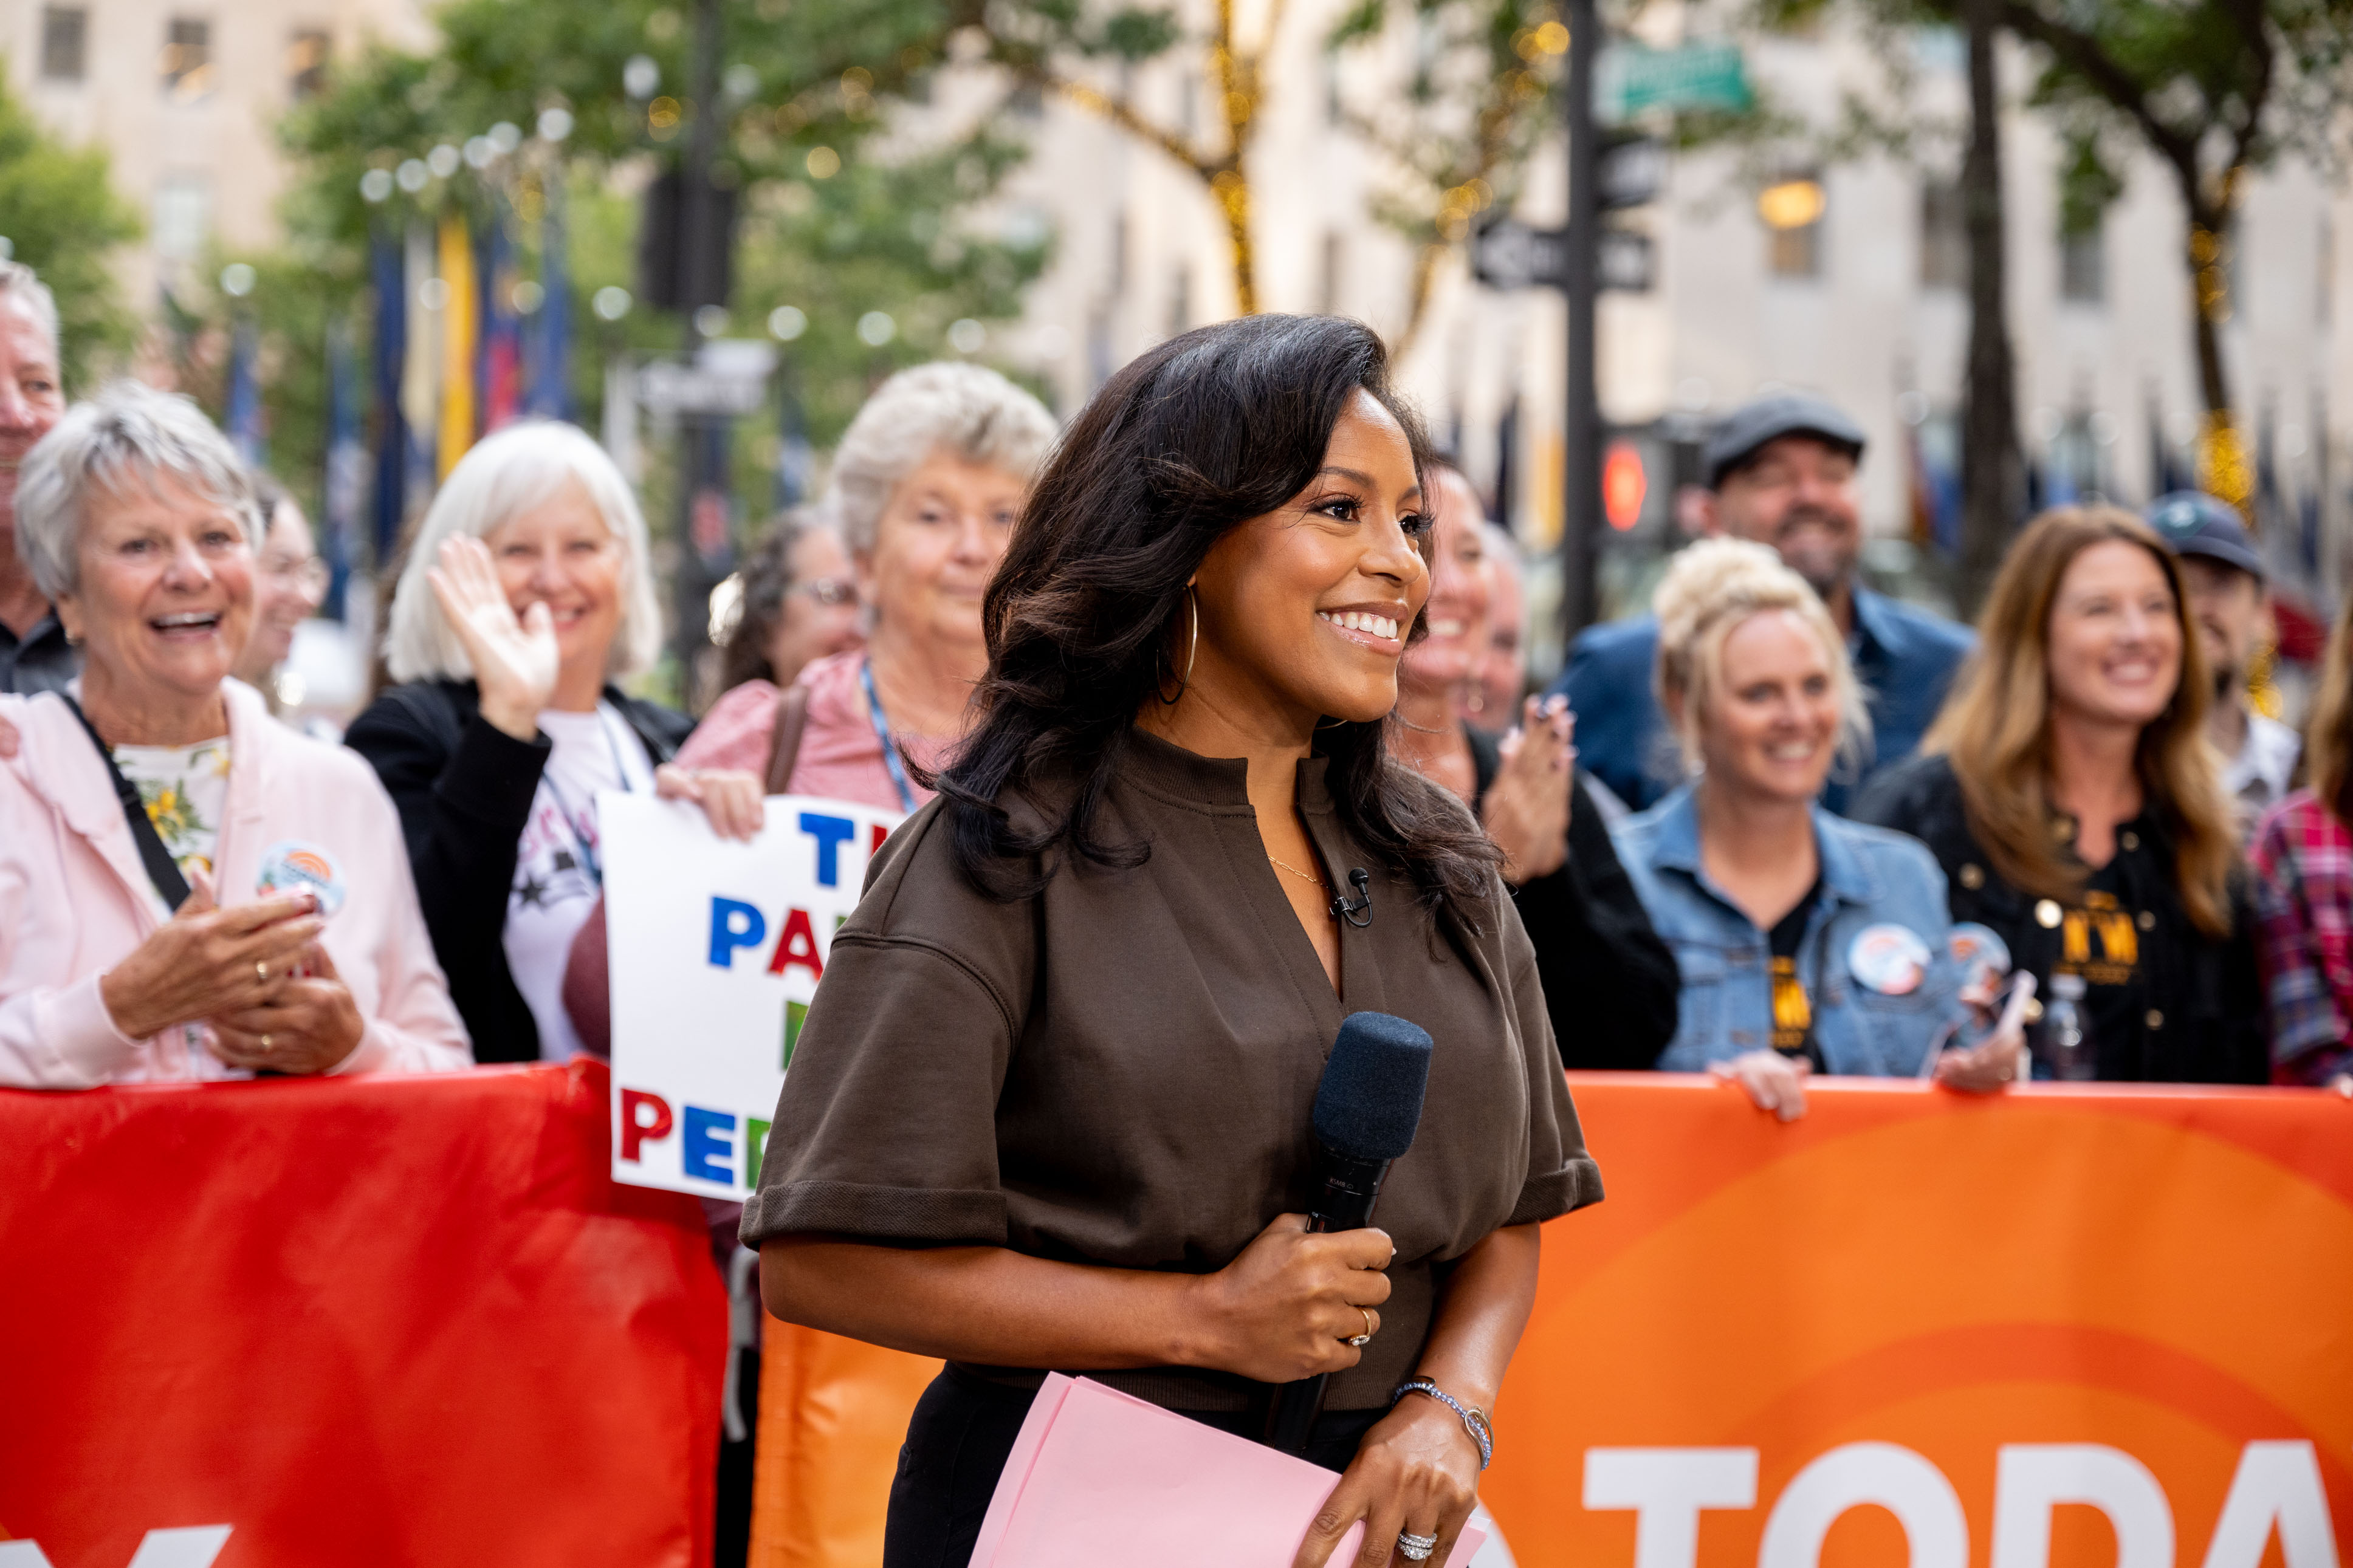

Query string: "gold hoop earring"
[[1156, 589, 1199, 707], [1184, 589, 1198, 687]]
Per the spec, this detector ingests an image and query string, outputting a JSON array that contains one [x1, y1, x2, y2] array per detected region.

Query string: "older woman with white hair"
[[669, 362, 1057, 804], [345, 421, 758, 1063], [0, 381, 469, 1087], [1612, 539, 1987, 1120]]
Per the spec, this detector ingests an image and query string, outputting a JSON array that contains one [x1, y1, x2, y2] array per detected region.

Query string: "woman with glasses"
[[668, 362, 1057, 810], [230, 473, 328, 707], [668, 504, 865, 786]]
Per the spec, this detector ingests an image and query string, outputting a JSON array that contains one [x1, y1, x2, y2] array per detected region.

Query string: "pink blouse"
[[676, 651, 947, 815]]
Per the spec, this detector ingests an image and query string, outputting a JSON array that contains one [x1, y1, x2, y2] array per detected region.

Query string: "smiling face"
[[481, 479, 625, 688], [2046, 538, 2183, 731], [56, 473, 255, 706], [234, 498, 323, 681], [1712, 434, 1861, 600], [0, 291, 66, 566], [1183, 389, 1431, 730], [2177, 553, 2265, 693], [859, 450, 1025, 656], [1691, 608, 1842, 804], [1399, 466, 1491, 697]]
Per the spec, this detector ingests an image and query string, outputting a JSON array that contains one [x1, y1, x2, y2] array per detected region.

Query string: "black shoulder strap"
[[59, 694, 193, 912]]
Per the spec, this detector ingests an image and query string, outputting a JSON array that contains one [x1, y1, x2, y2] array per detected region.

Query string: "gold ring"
[[260, 1033, 273, 1055], [255, 960, 269, 984], [1345, 1307, 1375, 1347]]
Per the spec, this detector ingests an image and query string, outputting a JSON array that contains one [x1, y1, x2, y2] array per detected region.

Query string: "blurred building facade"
[[2, 0, 431, 307], [995, 10, 2353, 676]]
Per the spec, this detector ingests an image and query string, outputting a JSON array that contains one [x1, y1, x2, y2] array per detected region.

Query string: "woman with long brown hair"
[[2248, 595, 2353, 1090], [1855, 506, 2264, 1083]]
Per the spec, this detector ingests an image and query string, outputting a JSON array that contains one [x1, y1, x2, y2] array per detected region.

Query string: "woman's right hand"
[[1481, 696, 1575, 885], [1712, 1049, 1812, 1121], [98, 872, 325, 1042], [426, 535, 558, 741], [1188, 1213, 1394, 1383]]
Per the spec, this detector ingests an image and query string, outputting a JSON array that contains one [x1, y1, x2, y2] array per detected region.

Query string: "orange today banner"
[[752, 1077, 2353, 1567]]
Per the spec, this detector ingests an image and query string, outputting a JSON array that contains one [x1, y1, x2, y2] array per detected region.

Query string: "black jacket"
[[345, 679, 694, 1063], [1468, 727, 1680, 1070], [1853, 754, 2265, 1084]]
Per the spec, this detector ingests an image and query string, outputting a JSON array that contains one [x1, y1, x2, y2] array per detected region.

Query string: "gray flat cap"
[[1705, 392, 1867, 488]]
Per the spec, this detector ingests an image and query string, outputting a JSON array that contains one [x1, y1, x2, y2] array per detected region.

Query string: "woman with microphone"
[[749, 315, 1598, 1567]]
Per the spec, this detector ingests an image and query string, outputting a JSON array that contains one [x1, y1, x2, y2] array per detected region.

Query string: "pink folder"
[[969, 1374, 1487, 1567]]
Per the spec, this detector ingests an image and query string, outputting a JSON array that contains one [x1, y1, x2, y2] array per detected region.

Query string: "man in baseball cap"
[[2147, 490, 2297, 834], [1553, 390, 1973, 813]]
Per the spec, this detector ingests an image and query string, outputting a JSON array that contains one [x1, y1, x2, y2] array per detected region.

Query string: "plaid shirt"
[[2248, 790, 2353, 1086]]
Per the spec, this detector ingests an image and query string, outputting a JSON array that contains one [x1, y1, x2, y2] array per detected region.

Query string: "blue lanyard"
[[858, 659, 919, 813]]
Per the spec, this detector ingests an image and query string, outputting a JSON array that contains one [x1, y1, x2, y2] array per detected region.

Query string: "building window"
[[153, 174, 213, 260], [2059, 221, 2104, 305], [1319, 231, 1343, 315], [1169, 264, 1192, 337], [1919, 179, 1965, 290], [287, 29, 331, 100], [162, 18, 215, 103], [41, 7, 88, 81], [1759, 174, 1825, 279]]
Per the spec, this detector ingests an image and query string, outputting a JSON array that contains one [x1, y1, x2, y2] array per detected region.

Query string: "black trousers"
[[882, 1364, 1386, 1568]]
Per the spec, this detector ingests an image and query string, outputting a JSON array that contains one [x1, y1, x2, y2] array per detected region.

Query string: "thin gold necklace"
[[1267, 852, 1326, 886]]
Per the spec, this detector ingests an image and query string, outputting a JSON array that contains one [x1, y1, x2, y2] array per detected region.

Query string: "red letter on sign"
[[620, 1089, 675, 1162], [765, 906, 825, 982]]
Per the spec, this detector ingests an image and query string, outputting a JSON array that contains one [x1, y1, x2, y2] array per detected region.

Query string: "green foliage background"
[[0, 67, 140, 388]]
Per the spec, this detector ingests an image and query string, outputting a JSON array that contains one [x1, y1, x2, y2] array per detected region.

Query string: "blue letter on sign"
[[682, 1105, 736, 1184], [799, 812, 857, 887], [709, 897, 767, 967]]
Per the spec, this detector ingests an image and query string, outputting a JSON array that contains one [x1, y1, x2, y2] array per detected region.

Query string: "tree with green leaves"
[[1989, 0, 2353, 514], [1328, 2, 1569, 350], [0, 69, 140, 386]]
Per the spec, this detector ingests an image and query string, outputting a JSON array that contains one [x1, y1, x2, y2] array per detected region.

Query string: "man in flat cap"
[[1552, 391, 1973, 814], [2147, 490, 2298, 836]]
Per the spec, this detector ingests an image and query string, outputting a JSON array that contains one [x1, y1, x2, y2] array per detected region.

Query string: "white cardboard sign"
[[599, 790, 902, 1198]]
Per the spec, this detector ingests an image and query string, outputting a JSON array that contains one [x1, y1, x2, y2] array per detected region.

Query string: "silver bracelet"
[[1393, 1378, 1493, 1470]]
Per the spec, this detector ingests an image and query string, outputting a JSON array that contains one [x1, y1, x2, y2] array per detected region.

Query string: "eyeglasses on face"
[[792, 577, 859, 608], [262, 555, 331, 594]]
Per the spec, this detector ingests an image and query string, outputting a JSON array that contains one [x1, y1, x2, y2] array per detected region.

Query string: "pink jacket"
[[0, 680, 473, 1088]]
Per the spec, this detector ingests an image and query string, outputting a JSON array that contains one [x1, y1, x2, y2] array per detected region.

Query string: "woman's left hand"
[[1293, 1395, 1481, 1568], [208, 943, 365, 1076], [1480, 696, 1575, 886], [656, 764, 767, 841], [1934, 1022, 2026, 1094]]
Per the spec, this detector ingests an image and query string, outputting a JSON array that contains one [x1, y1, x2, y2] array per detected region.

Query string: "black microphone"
[[1330, 867, 1374, 928], [1263, 1011, 1434, 1454]]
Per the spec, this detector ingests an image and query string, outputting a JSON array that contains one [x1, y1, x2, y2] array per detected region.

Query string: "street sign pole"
[[1561, 0, 1602, 638], [673, 0, 730, 698]]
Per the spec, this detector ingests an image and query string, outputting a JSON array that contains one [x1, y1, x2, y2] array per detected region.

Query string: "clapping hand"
[[427, 535, 559, 741], [1480, 696, 1575, 885], [208, 940, 365, 1077]]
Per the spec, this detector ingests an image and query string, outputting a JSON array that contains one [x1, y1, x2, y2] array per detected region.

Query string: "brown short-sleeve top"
[[742, 728, 1603, 1410]]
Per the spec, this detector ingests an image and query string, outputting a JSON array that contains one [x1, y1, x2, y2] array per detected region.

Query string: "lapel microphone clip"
[[1330, 868, 1374, 928]]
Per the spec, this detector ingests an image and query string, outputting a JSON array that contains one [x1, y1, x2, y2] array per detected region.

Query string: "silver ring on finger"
[[260, 1033, 274, 1055], [1345, 1307, 1374, 1347], [1397, 1530, 1440, 1563]]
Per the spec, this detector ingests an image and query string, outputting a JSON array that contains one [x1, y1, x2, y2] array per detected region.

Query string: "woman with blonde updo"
[[1612, 539, 1987, 1120]]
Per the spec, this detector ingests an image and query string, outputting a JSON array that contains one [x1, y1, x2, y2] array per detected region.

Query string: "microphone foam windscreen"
[[1311, 1012, 1435, 1162]]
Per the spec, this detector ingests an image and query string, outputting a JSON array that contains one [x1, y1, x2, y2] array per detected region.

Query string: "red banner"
[[0, 1061, 727, 1568]]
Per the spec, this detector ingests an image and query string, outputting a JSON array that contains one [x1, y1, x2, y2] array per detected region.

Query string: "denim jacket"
[[1612, 784, 1966, 1075]]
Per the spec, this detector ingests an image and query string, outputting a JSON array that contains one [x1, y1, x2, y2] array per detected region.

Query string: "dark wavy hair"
[[720, 505, 826, 691], [933, 313, 1502, 922]]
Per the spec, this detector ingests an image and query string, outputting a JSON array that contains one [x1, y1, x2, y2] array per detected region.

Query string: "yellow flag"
[[438, 213, 477, 479]]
